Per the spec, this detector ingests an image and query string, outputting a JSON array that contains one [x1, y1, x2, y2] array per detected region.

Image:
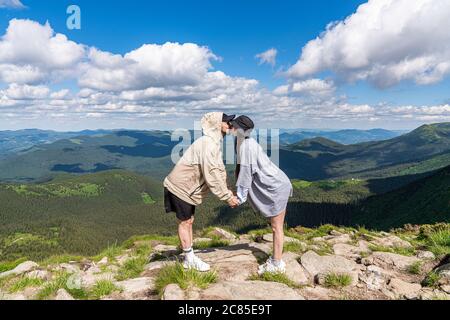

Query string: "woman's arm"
[[235, 163, 253, 205]]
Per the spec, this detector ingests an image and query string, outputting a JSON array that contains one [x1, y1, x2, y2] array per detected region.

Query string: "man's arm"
[[201, 145, 234, 202]]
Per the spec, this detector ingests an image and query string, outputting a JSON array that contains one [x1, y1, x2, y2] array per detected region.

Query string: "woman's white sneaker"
[[183, 255, 211, 272], [258, 257, 286, 275]]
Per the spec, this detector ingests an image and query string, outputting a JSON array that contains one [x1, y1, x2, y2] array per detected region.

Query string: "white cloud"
[[287, 0, 450, 88], [2, 83, 49, 99], [79, 43, 218, 91], [0, 0, 25, 9], [256, 48, 277, 67], [0, 18, 449, 129], [0, 19, 85, 84], [275, 79, 335, 97]]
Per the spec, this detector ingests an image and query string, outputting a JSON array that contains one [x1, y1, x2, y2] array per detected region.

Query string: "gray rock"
[[300, 251, 357, 277], [361, 252, 420, 271], [262, 233, 303, 244], [416, 251, 435, 260], [359, 265, 388, 291], [333, 241, 370, 259], [300, 286, 334, 300], [27, 269, 51, 280], [282, 252, 310, 285], [0, 261, 39, 278], [55, 289, 75, 300], [419, 288, 450, 300], [441, 285, 450, 294], [371, 235, 412, 249], [55, 263, 80, 274], [115, 277, 154, 299], [209, 228, 237, 240], [199, 281, 304, 300], [323, 234, 352, 245], [387, 278, 421, 299], [196, 247, 258, 282], [162, 284, 185, 300]]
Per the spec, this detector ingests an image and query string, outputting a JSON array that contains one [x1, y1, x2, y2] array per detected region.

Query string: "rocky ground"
[[1, 224, 449, 300]]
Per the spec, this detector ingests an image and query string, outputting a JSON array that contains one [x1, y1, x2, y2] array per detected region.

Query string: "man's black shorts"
[[164, 187, 196, 221]]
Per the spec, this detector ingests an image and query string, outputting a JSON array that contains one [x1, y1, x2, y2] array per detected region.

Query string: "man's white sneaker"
[[183, 255, 211, 272], [258, 257, 286, 275]]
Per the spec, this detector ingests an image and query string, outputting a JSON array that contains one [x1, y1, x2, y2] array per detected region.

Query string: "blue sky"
[[0, 0, 449, 130]]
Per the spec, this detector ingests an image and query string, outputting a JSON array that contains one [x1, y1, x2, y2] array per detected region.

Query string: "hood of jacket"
[[201, 112, 224, 143]]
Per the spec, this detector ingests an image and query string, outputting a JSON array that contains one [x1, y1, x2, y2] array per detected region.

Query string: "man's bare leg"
[[178, 216, 194, 249], [271, 210, 286, 262]]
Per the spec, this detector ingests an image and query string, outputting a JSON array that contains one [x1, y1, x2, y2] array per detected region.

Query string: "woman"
[[230, 115, 293, 274]]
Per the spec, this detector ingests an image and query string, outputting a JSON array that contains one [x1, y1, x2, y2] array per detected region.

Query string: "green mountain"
[[279, 128, 405, 145], [0, 123, 449, 184], [281, 122, 450, 180], [0, 130, 177, 183], [0, 170, 171, 261], [351, 165, 450, 230], [0, 129, 113, 157]]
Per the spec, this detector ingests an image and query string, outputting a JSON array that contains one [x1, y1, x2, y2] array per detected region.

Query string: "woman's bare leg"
[[270, 210, 286, 261]]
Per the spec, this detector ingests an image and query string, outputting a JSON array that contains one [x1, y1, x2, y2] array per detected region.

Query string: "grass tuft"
[[193, 239, 230, 250], [323, 273, 353, 288], [90, 280, 120, 300], [407, 261, 423, 275], [368, 244, 415, 256], [8, 276, 44, 293], [421, 271, 441, 288], [115, 256, 148, 281], [249, 272, 299, 288], [154, 262, 217, 297]]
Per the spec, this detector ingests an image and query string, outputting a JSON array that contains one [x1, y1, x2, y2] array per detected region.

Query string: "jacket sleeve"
[[201, 143, 233, 202]]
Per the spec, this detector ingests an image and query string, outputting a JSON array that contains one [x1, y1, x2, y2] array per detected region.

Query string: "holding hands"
[[227, 195, 240, 208]]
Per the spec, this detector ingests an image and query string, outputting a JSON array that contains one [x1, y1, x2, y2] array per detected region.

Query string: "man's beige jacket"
[[163, 112, 233, 205]]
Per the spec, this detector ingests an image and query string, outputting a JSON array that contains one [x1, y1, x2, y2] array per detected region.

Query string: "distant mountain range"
[[0, 129, 113, 157], [0, 123, 448, 184], [280, 123, 450, 180], [0, 127, 405, 157], [279, 128, 406, 145]]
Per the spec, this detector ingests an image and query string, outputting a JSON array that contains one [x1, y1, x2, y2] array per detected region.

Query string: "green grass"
[[407, 261, 423, 275], [92, 242, 123, 262], [90, 280, 120, 300], [141, 192, 156, 205], [6, 183, 102, 198], [368, 244, 416, 256], [323, 273, 353, 288], [36, 272, 88, 300], [421, 271, 441, 288], [40, 254, 84, 267], [154, 263, 217, 297], [116, 256, 148, 281], [425, 229, 450, 256], [249, 272, 299, 288], [0, 257, 27, 273], [292, 180, 312, 189], [283, 241, 306, 254], [122, 234, 179, 249], [8, 276, 45, 293], [193, 239, 230, 250]]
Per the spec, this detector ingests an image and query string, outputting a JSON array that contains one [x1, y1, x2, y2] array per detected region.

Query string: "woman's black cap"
[[230, 115, 255, 131]]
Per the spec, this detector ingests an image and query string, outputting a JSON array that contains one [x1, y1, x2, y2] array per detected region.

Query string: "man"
[[163, 112, 239, 271]]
